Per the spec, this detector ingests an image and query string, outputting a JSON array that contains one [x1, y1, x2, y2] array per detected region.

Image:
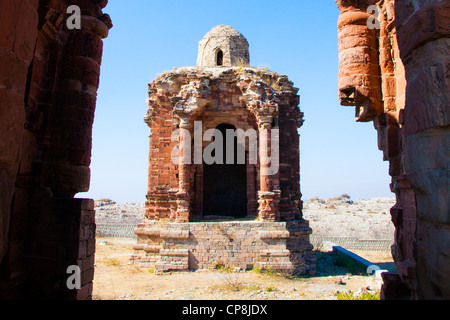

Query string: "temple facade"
[[130, 25, 316, 274]]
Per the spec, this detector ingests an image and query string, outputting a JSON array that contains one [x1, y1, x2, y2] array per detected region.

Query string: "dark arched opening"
[[216, 49, 224, 66], [203, 123, 247, 219]]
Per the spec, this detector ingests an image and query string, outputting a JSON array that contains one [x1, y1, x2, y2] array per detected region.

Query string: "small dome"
[[203, 25, 246, 38], [197, 25, 250, 67]]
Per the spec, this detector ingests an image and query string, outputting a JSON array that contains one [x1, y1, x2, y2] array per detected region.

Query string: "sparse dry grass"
[[336, 291, 380, 300], [92, 238, 390, 300]]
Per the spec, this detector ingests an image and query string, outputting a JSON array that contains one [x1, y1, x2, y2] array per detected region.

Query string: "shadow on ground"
[[374, 262, 396, 273], [309, 250, 397, 278], [312, 250, 369, 277]]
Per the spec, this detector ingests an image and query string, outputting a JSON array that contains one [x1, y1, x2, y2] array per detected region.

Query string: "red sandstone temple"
[[130, 26, 316, 274]]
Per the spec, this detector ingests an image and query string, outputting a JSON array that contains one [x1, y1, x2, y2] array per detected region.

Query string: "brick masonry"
[[0, 0, 111, 299], [130, 220, 316, 275]]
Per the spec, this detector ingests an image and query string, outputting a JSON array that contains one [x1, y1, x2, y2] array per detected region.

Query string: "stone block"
[[259, 230, 290, 240]]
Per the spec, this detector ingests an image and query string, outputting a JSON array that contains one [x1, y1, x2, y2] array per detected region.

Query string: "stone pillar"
[[41, 10, 112, 197], [0, 0, 112, 300], [395, 0, 450, 300], [336, 2, 383, 122], [175, 116, 193, 222], [257, 117, 281, 222], [0, 0, 39, 264]]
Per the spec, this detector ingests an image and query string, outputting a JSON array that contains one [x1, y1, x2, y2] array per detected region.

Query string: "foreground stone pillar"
[[42, 7, 111, 198], [336, 1, 383, 122], [0, 0, 111, 300], [336, 0, 450, 299], [395, 0, 450, 299], [0, 0, 39, 263]]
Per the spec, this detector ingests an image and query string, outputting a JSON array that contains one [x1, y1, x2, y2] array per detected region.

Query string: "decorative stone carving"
[[258, 190, 282, 222]]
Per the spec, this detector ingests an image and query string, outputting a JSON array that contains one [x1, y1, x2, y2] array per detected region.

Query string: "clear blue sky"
[[80, 0, 393, 204]]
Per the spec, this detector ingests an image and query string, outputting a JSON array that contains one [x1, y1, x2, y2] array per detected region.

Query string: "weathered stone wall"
[[395, 0, 449, 300], [336, 0, 449, 299], [0, 0, 111, 299], [131, 220, 316, 275], [0, 0, 39, 265]]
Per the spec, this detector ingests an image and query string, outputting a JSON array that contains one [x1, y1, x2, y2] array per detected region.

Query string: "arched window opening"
[[216, 50, 223, 66]]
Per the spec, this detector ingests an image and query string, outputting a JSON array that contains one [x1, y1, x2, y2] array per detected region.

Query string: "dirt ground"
[[92, 237, 394, 300]]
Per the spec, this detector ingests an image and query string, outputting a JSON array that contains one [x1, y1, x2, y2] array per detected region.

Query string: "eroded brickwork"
[[144, 66, 304, 223], [0, 0, 111, 299], [131, 220, 315, 274], [336, 0, 449, 299]]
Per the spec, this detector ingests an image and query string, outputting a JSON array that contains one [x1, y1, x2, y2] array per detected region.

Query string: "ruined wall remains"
[[336, 0, 449, 299], [0, 0, 111, 299]]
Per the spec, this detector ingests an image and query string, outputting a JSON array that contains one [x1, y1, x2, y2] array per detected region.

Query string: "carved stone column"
[[175, 116, 193, 222], [336, 1, 382, 122], [257, 116, 281, 222], [42, 4, 112, 198]]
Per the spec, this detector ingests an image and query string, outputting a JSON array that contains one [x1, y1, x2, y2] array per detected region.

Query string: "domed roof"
[[197, 25, 250, 67], [202, 25, 246, 39]]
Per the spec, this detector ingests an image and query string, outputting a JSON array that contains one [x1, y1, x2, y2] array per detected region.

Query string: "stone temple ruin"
[[130, 25, 317, 275], [0, 0, 448, 300]]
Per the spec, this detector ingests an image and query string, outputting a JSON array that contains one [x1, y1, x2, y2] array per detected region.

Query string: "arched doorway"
[[203, 123, 248, 218]]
